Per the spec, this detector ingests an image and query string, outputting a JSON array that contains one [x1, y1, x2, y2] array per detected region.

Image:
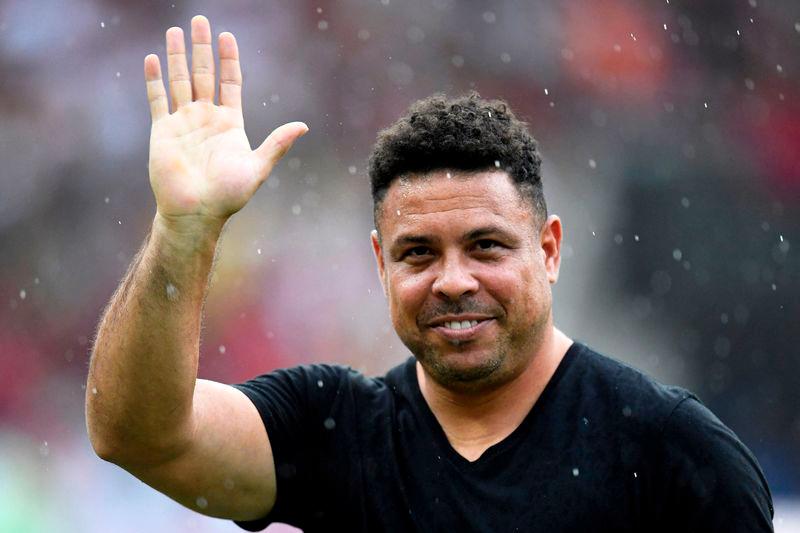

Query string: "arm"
[[85, 15, 307, 520], [660, 397, 774, 532]]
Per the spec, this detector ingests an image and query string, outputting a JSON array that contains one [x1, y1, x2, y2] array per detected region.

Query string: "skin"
[[372, 171, 573, 460], [86, 16, 306, 520]]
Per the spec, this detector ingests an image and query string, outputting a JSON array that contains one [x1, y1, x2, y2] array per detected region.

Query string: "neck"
[[417, 326, 573, 461]]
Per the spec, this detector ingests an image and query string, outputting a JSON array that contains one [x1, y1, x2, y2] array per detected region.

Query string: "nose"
[[431, 255, 479, 301]]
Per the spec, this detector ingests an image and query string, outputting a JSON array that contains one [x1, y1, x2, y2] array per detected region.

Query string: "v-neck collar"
[[403, 342, 582, 469]]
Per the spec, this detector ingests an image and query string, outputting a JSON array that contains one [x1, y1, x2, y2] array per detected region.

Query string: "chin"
[[421, 345, 506, 387]]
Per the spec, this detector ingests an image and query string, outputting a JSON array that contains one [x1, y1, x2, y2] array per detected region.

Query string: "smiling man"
[[86, 16, 773, 533]]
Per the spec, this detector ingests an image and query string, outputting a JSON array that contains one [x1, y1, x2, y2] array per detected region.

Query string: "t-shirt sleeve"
[[230, 364, 356, 531], [660, 396, 774, 532]]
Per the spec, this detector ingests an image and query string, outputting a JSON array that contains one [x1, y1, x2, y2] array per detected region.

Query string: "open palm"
[[144, 16, 307, 223]]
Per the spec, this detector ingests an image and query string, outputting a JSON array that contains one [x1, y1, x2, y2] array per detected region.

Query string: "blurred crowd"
[[0, 0, 798, 530]]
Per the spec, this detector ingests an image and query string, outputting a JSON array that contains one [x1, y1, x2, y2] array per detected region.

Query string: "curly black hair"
[[368, 92, 545, 229]]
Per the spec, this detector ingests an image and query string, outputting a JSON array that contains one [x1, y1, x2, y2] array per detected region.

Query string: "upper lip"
[[427, 315, 494, 327]]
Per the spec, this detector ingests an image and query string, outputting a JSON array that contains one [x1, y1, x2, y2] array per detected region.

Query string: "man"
[[86, 15, 773, 532]]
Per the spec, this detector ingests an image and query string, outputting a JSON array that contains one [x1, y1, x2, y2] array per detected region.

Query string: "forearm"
[[86, 212, 225, 465]]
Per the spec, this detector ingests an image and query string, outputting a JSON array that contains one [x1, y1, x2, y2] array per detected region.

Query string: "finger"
[[254, 122, 309, 180], [218, 32, 242, 109], [144, 54, 168, 121], [191, 15, 215, 102], [166, 27, 191, 111]]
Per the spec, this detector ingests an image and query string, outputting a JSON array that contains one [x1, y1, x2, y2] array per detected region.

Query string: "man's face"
[[371, 170, 563, 392]]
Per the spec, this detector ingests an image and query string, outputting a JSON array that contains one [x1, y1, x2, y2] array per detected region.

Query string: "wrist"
[[152, 212, 227, 254]]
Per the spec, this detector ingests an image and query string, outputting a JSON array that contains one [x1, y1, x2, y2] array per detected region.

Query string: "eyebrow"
[[389, 225, 518, 257]]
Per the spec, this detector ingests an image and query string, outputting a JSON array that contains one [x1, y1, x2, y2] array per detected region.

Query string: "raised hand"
[[144, 15, 307, 225]]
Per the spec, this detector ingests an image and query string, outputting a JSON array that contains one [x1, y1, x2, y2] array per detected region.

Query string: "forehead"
[[378, 170, 533, 238]]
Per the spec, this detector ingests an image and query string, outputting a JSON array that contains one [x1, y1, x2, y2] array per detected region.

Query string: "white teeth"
[[442, 320, 481, 330]]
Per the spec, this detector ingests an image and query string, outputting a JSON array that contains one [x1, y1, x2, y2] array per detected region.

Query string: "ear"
[[540, 215, 563, 284], [371, 230, 388, 297]]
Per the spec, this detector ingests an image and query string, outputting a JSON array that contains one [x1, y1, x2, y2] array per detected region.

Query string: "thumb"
[[254, 121, 309, 181]]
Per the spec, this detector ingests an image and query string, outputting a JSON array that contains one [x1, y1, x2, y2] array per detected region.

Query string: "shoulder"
[[567, 343, 693, 428]]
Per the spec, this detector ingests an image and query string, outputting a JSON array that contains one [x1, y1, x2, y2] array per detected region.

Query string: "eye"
[[475, 239, 500, 251], [403, 246, 432, 259]]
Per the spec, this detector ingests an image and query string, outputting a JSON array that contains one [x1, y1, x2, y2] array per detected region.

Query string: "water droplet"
[[776, 64, 783, 73], [482, 11, 496, 23], [795, 22, 800, 33], [317, 20, 328, 30], [317, 380, 324, 388], [634, 234, 640, 242], [451, 55, 464, 67], [92, 387, 98, 395], [117, 220, 122, 225], [165, 283, 178, 301], [613, 43, 622, 52], [572, 467, 580, 477], [633, 471, 638, 478], [19, 289, 26, 300], [681, 197, 690, 208], [622, 406, 633, 417], [744, 78, 755, 91], [323, 417, 336, 430], [348, 165, 357, 174], [358, 29, 370, 41], [34, 277, 40, 285], [500, 52, 511, 63], [257, 248, 262, 255], [588, 159, 596, 169], [104, 197, 110, 203], [39, 441, 49, 456], [614, 234, 623, 245], [673, 249, 682, 261], [663, 23, 668, 30], [291, 204, 302, 215], [218, 345, 226, 354], [115, 71, 120, 78], [771, 283, 777, 291], [703, 102, 708, 109], [544, 88, 549, 96], [316, 7, 323, 13], [494, 160, 501, 168], [100, 21, 105, 28], [196, 496, 208, 509], [396, 210, 401, 216]]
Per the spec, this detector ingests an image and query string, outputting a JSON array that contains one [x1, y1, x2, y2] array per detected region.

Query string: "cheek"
[[387, 270, 431, 323]]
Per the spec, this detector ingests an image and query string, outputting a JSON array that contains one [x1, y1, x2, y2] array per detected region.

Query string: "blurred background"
[[0, 0, 798, 531]]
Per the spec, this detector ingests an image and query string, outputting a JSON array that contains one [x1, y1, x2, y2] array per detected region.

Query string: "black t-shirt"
[[233, 342, 773, 532]]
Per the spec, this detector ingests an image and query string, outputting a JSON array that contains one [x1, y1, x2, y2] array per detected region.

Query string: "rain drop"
[[572, 467, 580, 477], [292, 204, 302, 215], [673, 249, 683, 261], [19, 289, 26, 300], [588, 159, 597, 169], [196, 497, 208, 509], [100, 21, 105, 28], [317, 380, 324, 388], [324, 417, 336, 430], [218, 345, 226, 354], [348, 165, 357, 174]]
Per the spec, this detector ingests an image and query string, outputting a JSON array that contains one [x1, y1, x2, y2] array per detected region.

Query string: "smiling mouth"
[[430, 317, 494, 340]]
